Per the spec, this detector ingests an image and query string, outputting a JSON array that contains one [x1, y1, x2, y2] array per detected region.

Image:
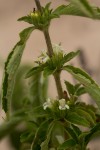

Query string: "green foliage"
[[58, 138, 76, 150], [41, 120, 56, 150], [2, 27, 35, 117], [1, 0, 100, 150], [25, 65, 46, 78], [18, 0, 100, 32], [85, 122, 100, 145], [65, 81, 86, 97], [53, 0, 100, 19], [11, 65, 30, 111], [66, 112, 90, 127], [25, 48, 79, 78], [64, 65, 100, 110], [31, 119, 52, 150], [18, 2, 57, 30], [29, 73, 42, 106]]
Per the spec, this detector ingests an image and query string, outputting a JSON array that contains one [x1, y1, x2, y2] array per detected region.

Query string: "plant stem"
[[34, 0, 64, 99], [34, 0, 42, 12], [54, 72, 63, 99], [43, 29, 53, 57]]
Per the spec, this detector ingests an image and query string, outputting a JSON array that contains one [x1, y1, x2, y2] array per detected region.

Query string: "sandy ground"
[[0, 0, 100, 149]]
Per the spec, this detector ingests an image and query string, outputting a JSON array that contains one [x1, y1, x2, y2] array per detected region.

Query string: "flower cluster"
[[43, 98, 69, 110], [36, 44, 64, 65]]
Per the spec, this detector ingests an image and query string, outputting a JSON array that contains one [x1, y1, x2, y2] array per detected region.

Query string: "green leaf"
[[76, 86, 86, 96], [64, 65, 95, 84], [43, 67, 56, 77], [85, 122, 100, 145], [78, 132, 88, 148], [29, 73, 42, 107], [86, 108, 96, 121], [45, 2, 51, 10], [25, 65, 45, 78], [75, 103, 96, 121], [67, 112, 90, 127], [53, 0, 96, 18], [75, 108, 95, 126], [64, 65, 100, 110], [20, 131, 34, 143], [18, 16, 34, 25], [62, 50, 80, 65], [58, 138, 76, 150], [71, 124, 82, 136], [28, 106, 49, 118], [40, 75, 48, 103], [65, 80, 75, 96], [64, 126, 79, 143], [41, 121, 56, 150], [31, 119, 52, 149], [11, 65, 31, 110], [94, 7, 100, 19], [70, 0, 95, 17], [2, 26, 35, 117], [28, 72, 48, 107], [65, 81, 86, 97]]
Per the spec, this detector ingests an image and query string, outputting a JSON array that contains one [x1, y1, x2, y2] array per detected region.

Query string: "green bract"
[[25, 45, 80, 78], [18, 3, 57, 30]]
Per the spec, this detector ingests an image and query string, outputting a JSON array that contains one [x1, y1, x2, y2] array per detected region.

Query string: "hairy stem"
[[54, 72, 64, 99], [35, 0, 64, 99], [34, 0, 42, 12], [43, 29, 53, 57], [31, 2, 66, 149]]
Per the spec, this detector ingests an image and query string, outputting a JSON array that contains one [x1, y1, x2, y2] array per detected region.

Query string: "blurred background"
[[1, 0, 100, 149]]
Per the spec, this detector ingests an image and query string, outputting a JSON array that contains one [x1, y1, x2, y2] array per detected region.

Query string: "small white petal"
[[65, 104, 70, 109], [59, 106, 66, 110], [47, 98, 51, 103], [43, 105, 48, 110], [43, 102, 48, 110], [42, 57, 49, 63], [43, 98, 54, 110]]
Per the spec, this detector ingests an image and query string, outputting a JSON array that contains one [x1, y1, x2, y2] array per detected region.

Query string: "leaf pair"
[[65, 81, 86, 97], [25, 50, 80, 78]]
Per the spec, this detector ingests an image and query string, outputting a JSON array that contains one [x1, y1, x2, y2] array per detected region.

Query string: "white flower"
[[59, 99, 69, 110], [43, 98, 52, 110], [37, 51, 49, 64]]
